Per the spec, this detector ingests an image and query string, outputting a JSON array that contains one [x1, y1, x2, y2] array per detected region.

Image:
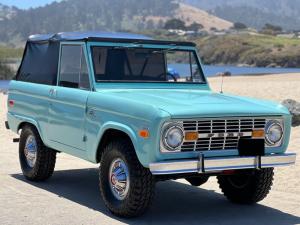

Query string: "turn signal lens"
[[252, 129, 265, 138], [185, 132, 198, 141], [139, 129, 149, 138]]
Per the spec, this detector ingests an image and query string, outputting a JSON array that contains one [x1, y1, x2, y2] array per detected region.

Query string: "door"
[[48, 43, 91, 151]]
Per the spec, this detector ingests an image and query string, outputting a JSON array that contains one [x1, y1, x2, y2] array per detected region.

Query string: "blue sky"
[[0, 0, 60, 9]]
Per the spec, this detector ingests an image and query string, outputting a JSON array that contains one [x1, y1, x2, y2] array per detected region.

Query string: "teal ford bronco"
[[6, 32, 296, 217]]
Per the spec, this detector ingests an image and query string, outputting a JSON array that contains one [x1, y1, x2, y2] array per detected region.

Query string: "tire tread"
[[99, 138, 155, 218], [20, 125, 56, 181], [217, 168, 274, 204]]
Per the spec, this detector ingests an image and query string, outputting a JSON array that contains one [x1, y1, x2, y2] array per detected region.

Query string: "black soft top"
[[27, 31, 196, 46], [16, 31, 196, 86]]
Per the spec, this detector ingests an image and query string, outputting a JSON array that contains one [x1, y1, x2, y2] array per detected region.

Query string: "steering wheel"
[[158, 72, 177, 82]]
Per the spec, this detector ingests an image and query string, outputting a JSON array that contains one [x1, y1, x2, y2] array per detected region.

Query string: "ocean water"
[[169, 64, 300, 77], [0, 80, 10, 91], [1, 65, 300, 90], [203, 65, 300, 77]]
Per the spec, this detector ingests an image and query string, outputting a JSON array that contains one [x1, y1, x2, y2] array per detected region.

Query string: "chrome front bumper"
[[149, 153, 296, 175]]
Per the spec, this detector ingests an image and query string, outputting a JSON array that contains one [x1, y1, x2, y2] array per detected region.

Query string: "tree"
[[233, 22, 247, 30], [261, 23, 282, 35], [164, 18, 186, 30], [186, 22, 203, 32], [263, 23, 283, 32]]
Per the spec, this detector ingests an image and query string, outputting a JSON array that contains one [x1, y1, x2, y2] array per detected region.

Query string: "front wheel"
[[99, 139, 155, 218], [217, 168, 274, 204]]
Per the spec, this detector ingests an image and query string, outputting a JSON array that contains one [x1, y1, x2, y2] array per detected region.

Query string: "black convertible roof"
[[28, 31, 196, 46]]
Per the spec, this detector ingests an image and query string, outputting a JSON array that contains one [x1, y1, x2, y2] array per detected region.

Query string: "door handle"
[[49, 88, 57, 97]]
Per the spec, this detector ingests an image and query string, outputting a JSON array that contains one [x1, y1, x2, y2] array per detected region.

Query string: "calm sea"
[[1, 65, 300, 90], [0, 80, 10, 91], [171, 64, 300, 77], [203, 65, 300, 77]]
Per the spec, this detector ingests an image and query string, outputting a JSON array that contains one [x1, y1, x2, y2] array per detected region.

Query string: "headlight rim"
[[265, 119, 284, 147], [162, 122, 184, 151]]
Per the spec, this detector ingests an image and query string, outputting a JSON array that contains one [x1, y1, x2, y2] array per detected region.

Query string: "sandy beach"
[[0, 73, 299, 225]]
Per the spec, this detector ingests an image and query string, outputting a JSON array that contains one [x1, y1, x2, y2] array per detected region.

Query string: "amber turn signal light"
[[252, 129, 265, 138], [185, 132, 198, 141], [139, 129, 149, 138]]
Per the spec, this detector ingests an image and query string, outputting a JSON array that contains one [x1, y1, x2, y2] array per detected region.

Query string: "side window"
[[59, 45, 81, 88], [59, 44, 90, 89]]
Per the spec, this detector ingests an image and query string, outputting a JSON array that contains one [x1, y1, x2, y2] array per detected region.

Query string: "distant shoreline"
[[214, 72, 300, 77], [1, 72, 300, 93]]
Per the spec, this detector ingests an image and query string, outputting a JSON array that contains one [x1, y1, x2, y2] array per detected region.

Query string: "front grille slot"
[[181, 118, 266, 152]]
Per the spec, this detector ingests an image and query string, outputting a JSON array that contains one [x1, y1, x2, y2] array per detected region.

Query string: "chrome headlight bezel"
[[161, 122, 184, 152], [265, 119, 284, 147]]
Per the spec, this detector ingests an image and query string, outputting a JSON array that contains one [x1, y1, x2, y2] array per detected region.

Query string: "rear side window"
[[16, 41, 59, 85], [59, 45, 90, 89]]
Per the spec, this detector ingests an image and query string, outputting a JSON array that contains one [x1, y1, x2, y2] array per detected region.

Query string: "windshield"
[[91, 46, 205, 83]]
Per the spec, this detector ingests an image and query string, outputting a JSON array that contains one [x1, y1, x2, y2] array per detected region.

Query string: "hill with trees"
[[195, 34, 300, 67], [0, 0, 232, 46]]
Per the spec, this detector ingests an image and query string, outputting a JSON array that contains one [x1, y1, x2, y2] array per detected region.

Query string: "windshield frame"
[[87, 42, 207, 85]]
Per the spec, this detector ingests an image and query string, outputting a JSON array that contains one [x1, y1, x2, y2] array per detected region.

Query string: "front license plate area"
[[238, 138, 265, 156]]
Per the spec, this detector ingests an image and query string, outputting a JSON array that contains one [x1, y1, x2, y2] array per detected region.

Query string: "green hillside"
[[195, 34, 300, 67], [0, 46, 23, 59], [0, 45, 23, 80]]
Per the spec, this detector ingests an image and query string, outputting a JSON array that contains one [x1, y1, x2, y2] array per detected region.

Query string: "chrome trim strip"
[[261, 153, 296, 168], [149, 153, 296, 175]]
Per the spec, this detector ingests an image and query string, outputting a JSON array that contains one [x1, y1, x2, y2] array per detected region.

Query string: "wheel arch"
[[17, 120, 46, 144], [93, 123, 139, 164]]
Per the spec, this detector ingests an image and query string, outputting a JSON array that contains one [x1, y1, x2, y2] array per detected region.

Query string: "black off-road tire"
[[99, 138, 155, 218], [19, 125, 56, 181], [217, 168, 274, 204], [186, 176, 209, 186]]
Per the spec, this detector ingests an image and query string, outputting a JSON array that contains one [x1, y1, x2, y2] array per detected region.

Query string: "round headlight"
[[163, 125, 184, 150], [265, 121, 283, 146]]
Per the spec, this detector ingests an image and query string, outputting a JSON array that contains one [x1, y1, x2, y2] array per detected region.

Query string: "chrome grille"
[[181, 118, 266, 152]]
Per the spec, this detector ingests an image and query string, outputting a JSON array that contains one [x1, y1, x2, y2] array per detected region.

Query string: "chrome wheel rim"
[[24, 135, 37, 168], [108, 158, 130, 200]]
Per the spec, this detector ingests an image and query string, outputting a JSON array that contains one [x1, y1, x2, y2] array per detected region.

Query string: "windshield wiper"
[[152, 45, 179, 54]]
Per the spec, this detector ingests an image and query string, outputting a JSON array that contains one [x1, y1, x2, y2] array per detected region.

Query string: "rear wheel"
[[19, 125, 56, 181], [217, 168, 274, 204], [99, 139, 155, 218]]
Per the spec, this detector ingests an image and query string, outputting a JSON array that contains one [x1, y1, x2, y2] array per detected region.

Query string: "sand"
[[0, 73, 299, 225]]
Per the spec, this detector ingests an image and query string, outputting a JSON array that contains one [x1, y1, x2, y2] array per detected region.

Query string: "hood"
[[96, 88, 290, 118]]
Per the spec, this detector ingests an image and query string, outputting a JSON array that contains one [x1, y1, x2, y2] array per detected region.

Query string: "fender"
[[7, 112, 47, 145], [89, 121, 141, 163]]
